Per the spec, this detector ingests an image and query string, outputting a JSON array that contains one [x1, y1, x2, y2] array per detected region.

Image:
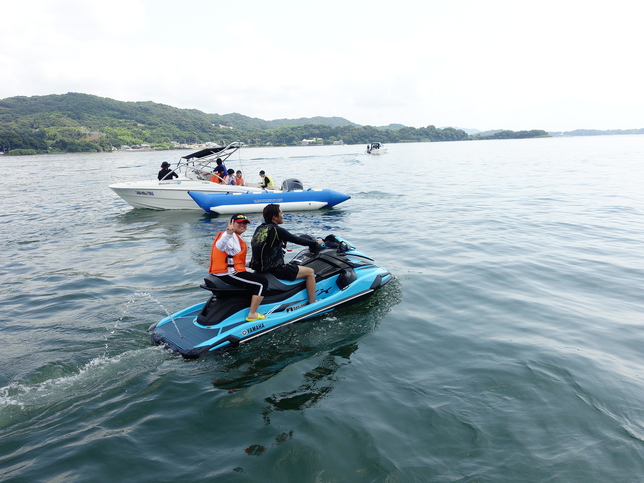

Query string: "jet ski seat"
[[200, 272, 307, 297]]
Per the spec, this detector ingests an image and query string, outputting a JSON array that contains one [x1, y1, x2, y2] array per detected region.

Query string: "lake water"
[[1, 136, 644, 482]]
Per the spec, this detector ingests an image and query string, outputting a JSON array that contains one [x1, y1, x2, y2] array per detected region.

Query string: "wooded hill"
[[0, 93, 549, 155]]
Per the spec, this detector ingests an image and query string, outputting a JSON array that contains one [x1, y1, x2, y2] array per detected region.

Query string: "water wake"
[[0, 347, 166, 429]]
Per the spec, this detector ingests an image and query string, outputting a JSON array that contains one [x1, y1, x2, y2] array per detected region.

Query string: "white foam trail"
[[106, 291, 182, 346], [0, 348, 166, 414]]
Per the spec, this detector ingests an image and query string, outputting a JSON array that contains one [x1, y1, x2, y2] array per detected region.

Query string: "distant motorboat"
[[366, 142, 387, 154]]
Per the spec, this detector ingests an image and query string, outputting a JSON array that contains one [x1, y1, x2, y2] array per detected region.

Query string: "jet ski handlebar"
[[296, 234, 353, 254]]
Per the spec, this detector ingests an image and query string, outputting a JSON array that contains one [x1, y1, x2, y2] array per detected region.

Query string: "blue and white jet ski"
[[149, 235, 391, 358]]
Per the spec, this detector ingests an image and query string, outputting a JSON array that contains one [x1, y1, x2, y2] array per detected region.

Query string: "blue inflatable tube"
[[188, 189, 350, 214]]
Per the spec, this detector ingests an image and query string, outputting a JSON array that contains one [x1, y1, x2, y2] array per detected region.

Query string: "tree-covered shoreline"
[[0, 92, 549, 155]]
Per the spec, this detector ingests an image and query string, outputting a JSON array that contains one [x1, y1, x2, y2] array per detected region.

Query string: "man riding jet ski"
[[148, 234, 391, 358]]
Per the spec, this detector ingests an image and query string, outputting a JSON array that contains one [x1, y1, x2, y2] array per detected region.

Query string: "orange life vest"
[[209, 232, 247, 274]]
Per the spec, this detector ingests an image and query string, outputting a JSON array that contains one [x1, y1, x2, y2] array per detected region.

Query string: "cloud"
[[1, 0, 643, 131]]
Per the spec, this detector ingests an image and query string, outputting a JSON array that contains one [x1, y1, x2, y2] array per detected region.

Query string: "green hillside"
[[0, 92, 547, 155], [0, 93, 369, 154]]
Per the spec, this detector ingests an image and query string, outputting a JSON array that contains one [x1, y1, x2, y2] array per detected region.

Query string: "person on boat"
[[226, 168, 237, 186], [158, 161, 178, 181], [210, 213, 269, 322], [235, 170, 245, 186], [250, 204, 322, 305], [210, 165, 225, 183], [216, 158, 227, 175], [259, 170, 274, 189]]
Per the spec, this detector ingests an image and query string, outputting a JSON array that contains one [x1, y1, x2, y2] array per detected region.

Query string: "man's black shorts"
[[269, 263, 299, 281]]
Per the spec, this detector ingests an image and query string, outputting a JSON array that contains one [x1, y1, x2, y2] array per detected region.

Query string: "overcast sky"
[[2, 0, 642, 132]]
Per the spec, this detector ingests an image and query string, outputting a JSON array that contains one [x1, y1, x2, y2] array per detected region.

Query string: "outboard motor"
[[281, 178, 304, 191]]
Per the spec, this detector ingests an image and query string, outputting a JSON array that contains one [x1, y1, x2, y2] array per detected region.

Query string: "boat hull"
[[188, 189, 350, 214], [108, 180, 263, 210]]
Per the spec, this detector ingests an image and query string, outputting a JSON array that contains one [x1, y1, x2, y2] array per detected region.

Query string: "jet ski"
[[148, 235, 392, 358]]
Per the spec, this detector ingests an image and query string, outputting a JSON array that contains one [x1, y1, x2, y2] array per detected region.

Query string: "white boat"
[[109, 142, 264, 210], [366, 142, 387, 155]]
